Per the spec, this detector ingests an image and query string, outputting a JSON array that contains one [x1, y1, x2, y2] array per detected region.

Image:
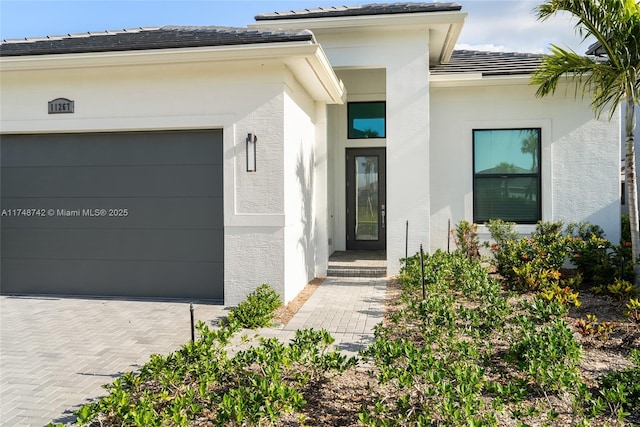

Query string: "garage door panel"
[[1, 130, 224, 300], [1, 165, 222, 198], [0, 131, 223, 167], [2, 228, 224, 262], [1, 259, 224, 300], [0, 197, 223, 230]]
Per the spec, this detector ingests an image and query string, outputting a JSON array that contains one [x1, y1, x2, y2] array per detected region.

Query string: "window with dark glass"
[[348, 102, 386, 139], [473, 129, 541, 223]]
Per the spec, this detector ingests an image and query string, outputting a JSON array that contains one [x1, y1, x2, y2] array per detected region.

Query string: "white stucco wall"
[[313, 101, 330, 278], [385, 31, 431, 274], [429, 79, 621, 251], [282, 75, 319, 304], [225, 227, 285, 305]]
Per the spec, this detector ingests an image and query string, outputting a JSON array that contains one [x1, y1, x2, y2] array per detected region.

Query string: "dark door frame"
[[346, 147, 387, 250]]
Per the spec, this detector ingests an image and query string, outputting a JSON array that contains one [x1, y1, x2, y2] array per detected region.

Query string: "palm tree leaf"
[[531, 45, 600, 97]]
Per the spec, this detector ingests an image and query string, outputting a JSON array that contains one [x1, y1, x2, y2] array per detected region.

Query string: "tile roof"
[[0, 26, 315, 57], [585, 41, 605, 56], [430, 50, 543, 76], [255, 2, 462, 21]]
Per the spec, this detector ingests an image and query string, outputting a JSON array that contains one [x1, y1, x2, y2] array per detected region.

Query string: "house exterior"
[[0, 3, 620, 305]]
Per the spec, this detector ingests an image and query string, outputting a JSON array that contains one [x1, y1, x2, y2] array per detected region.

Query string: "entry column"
[[385, 33, 431, 275]]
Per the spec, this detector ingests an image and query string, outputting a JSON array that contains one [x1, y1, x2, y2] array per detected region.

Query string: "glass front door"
[[346, 148, 386, 250]]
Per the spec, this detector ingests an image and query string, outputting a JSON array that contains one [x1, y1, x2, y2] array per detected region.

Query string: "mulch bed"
[[274, 277, 639, 426]]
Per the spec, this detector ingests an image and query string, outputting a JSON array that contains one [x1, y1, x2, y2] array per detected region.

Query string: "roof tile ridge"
[[157, 25, 312, 36], [2, 27, 160, 44], [451, 49, 544, 57]]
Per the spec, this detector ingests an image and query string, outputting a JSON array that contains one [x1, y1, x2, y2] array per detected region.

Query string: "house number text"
[[48, 98, 74, 114]]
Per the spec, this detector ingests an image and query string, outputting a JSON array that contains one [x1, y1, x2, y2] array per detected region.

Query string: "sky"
[[0, 0, 593, 54]]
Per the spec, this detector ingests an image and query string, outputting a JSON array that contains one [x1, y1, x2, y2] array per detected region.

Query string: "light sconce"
[[246, 133, 257, 172]]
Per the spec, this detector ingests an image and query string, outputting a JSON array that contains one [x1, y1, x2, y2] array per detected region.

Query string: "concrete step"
[[326, 266, 387, 278]]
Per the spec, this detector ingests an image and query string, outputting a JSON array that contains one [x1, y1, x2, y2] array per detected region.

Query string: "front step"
[[326, 266, 387, 278], [327, 250, 387, 278]]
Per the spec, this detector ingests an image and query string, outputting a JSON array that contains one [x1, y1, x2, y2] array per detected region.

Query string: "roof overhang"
[[250, 11, 467, 65], [0, 41, 346, 104], [429, 73, 534, 87]]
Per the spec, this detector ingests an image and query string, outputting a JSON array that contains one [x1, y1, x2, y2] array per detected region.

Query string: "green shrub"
[[523, 296, 568, 324], [227, 284, 282, 329], [508, 318, 582, 393], [485, 218, 519, 248], [486, 220, 572, 291], [451, 220, 480, 260], [566, 221, 633, 287], [399, 252, 423, 291], [626, 298, 640, 323], [596, 349, 640, 421], [486, 219, 635, 297], [594, 278, 638, 300]]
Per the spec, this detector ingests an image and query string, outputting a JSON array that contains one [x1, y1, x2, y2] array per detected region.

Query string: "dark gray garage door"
[[0, 130, 223, 301]]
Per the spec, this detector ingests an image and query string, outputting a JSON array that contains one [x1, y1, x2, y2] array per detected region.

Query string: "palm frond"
[[534, 0, 640, 117], [531, 45, 600, 96], [535, 0, 640, 70]]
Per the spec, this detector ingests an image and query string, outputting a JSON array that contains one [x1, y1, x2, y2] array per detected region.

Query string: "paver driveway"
[[0, 277, 386, 426], [0, 295, 227, 426]]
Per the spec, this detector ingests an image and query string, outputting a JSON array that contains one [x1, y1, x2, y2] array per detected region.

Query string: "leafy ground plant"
[[227, 284, 282, 328], [68, 323, 355, 426], [596, 349, 640, 420], [358, 250, 639, 427]]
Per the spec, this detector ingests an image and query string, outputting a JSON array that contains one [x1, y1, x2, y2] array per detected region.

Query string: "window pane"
[[474, 129, 539, 174], [474, 176, 539, 223], [349, 102, 385, 138], [355, 155, 379, 240]]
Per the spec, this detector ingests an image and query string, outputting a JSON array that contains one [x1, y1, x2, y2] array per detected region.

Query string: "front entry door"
[[346, 148, 386, 250]]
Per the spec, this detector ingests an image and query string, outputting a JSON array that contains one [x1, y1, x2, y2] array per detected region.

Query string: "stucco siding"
[[310, 32, 393, 69], [1, 61, 282, 133], [384, 30, 431, 275], [283, 76, 318, 304], [552, 112, 620, 235], [313, 102, 330, 278], [429, 82, 620, 252], [225, 227, 285, 305]]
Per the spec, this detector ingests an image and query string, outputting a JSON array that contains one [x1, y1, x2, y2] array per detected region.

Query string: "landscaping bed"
[[52, 221, 640, 426], [286, 247, 640, 426]]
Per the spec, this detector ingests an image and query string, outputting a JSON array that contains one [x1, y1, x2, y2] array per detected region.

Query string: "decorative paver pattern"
[[0, 296, 228, 426], [262, 277, 386, 355], [0, 277, 386, 426]]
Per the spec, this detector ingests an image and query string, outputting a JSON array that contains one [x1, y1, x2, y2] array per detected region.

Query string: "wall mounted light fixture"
[[246, 133, 257, 172]]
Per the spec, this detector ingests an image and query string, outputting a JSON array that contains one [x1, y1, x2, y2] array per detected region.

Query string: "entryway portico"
[[252, 4, 467, 273]]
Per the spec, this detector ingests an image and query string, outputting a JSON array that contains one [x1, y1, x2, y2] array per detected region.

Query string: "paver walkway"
[[0, 277, 386, 426], [261, 277, 386, 355]]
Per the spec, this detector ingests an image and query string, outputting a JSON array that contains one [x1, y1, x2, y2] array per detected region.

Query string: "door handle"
[[381, 204, 386, 229]]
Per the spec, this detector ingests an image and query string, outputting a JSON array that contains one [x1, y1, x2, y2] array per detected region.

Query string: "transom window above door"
[[348, 102, 386, 139], [473, 128, 541, 224]]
